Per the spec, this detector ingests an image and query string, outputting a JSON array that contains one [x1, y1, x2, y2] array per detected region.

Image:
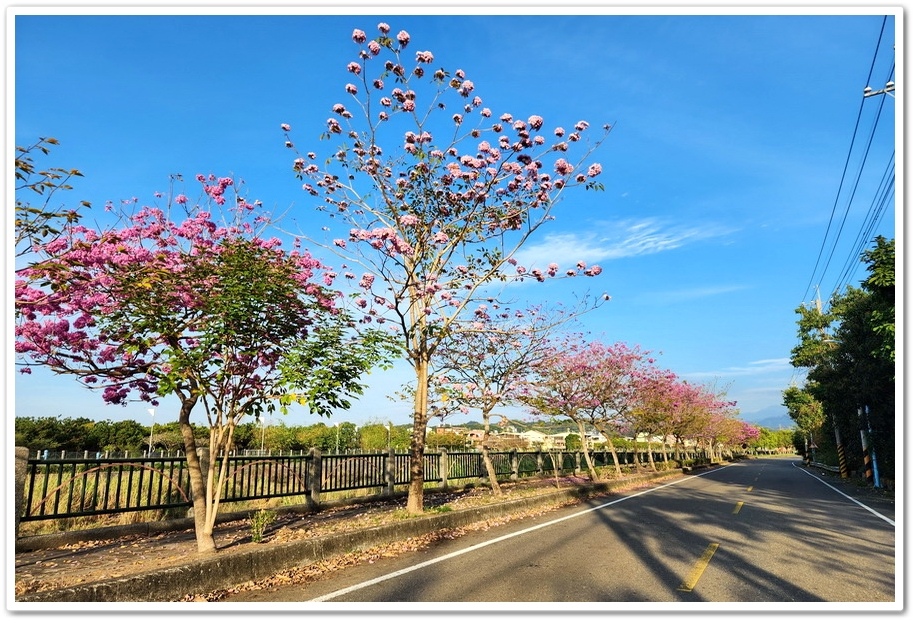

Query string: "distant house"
[[518, 430, 567, 450]]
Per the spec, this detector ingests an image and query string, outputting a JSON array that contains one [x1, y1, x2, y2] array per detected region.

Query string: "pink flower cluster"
[[348, 227, 413, 256]]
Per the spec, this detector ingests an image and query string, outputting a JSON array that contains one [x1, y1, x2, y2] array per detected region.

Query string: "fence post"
[[574, 451, 581, 476], [14, 447, 29, 539], [536, 450, 544, 476], [510, 449, 519, 481], [439, 449, 449, 489], [385, 448, 396, 498], [307, 447, 322, 510]]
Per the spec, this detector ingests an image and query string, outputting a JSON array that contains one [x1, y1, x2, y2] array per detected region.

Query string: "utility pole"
[[147, 408, 156, 457]]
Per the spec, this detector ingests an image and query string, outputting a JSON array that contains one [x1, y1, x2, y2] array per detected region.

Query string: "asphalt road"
[[221, 456, 897, 607]]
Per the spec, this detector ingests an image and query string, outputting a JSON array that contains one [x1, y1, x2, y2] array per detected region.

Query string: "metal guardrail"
[[19, 447, 697, 522]]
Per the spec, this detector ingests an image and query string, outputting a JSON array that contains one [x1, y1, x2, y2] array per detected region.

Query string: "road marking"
[[677, 542, 719, 592], [310, 465, 737, 601], [793, 462, 895, 526], [732, 501, 744, 514]]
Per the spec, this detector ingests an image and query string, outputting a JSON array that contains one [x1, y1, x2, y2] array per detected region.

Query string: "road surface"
[[220, 456, 897, 607]]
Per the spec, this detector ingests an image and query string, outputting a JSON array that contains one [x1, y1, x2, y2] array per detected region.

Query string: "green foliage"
[[861, 236, 895, 362], [14, 137, 88, 258], [15, 416, 209, 455], [248, 508, 277, 543], [785, 236, 895, 481], [564, 433, 582, 451], [278, 324, 399, 418], [426, 430, 468, 450], [782, 386, 824, 434]]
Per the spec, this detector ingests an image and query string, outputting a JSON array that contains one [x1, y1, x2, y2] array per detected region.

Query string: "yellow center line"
[[732, 501, 744, 514], [678, 542, 719, 592]]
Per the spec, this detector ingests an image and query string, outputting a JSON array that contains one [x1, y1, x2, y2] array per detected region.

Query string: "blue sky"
[[9, 5, 900, 431]]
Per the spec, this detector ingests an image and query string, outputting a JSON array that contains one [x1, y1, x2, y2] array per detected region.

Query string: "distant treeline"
[[15, 415, 795, 457]]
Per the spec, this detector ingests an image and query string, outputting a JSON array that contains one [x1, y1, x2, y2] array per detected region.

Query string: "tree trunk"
[[631, 437, 643, 470], [406, 356, 429, 515], [177, 395, 217, 554], [480, 407, 502, 495], [646, 438, 658, 472], [575, 419, 599, 480], [598, 429, 623, 478], [203, 420, 236, 539]]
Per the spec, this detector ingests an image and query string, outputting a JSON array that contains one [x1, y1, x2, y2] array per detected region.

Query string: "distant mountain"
[[742, 405, 795, 430]]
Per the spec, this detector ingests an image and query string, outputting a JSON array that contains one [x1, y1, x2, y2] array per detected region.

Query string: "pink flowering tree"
[[520, 338, 635, 481], [15, 176, 394, 553], [677, 387, 741, 462], [429, 299, 604, 494], [282, 23, 611, 513], [627, 365, 685, 471], [575, 342, 656, 477]]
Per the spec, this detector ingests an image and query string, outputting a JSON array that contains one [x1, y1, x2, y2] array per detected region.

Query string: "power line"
[[800, 15, 888, 304], [829, 149, 894, 296], [815, 60, 895, 298]]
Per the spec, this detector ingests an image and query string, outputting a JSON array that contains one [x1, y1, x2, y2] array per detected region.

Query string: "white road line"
[[310, 467, 734, 602], [793, 462, 895, 526]]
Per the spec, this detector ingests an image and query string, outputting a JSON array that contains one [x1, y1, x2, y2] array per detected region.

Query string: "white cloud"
[[682, 357, 793, 379], [512, 218, 735, 270]]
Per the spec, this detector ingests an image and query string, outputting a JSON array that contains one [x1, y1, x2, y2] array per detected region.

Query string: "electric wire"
[[800, 15, 887, 304], [787, 16, 892, 395], [814, 61, 894, 298], [829, 149, 894, 296]]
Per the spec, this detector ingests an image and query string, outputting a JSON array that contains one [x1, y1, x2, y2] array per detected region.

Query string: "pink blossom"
[[352, 28, 367, 43], [528, 115, 544, 130], [347, 61, 361, 74], [396, 30, 410, 47], [587, 163, 602, 177], [175, 194, 188, 205], [280, 123, 291, 131], [402, 100, 415, 112], [368, 40, 381, 55], [458, 80, 474, 96], [575, 120, 589, 131], [345, 83, 358, 95], [554, 159, 574, 175], [359, 273, 375, 289], [378, 22, 390, 33], [481, 108, 492, 118], [416, 50, 434, 63]]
